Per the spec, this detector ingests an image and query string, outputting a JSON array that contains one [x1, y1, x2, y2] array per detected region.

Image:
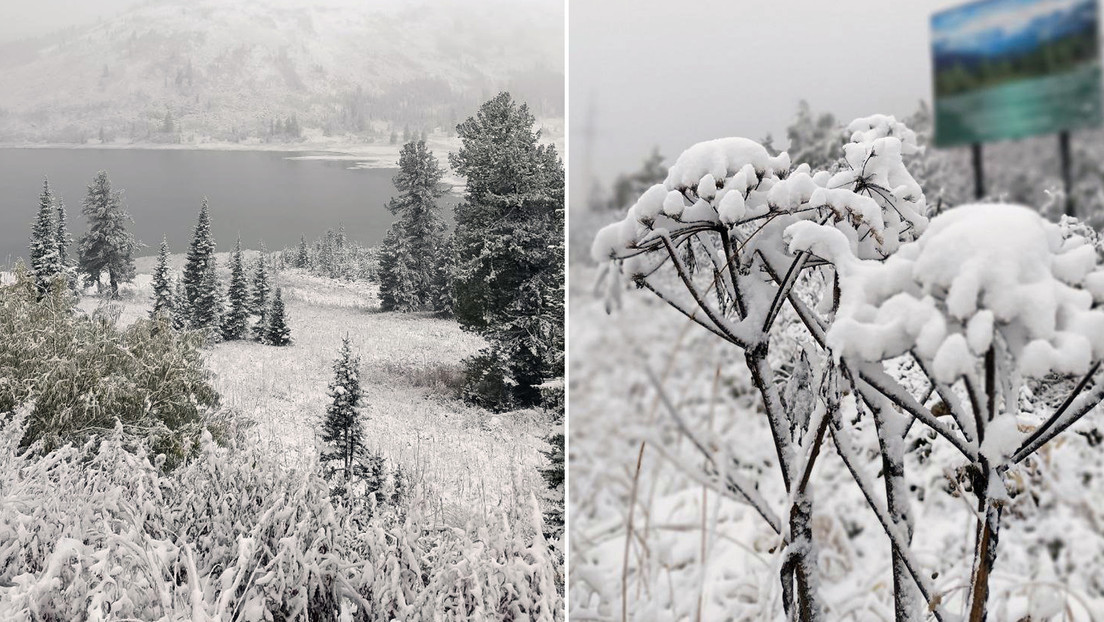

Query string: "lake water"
[[0, 148, 457, 264]]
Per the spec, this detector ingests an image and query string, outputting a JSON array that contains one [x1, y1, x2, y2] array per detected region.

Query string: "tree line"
[[28, 174, 291, 346]]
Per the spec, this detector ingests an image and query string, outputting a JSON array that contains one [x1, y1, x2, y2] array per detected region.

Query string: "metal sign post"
[[972, 143, 985, 201], [1059, 130, 1075, 217]]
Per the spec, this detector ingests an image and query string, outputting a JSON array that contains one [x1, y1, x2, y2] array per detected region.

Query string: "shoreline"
[[0, 140, 469, 193]]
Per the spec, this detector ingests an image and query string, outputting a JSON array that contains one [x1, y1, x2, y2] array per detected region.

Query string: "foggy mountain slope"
[[0, 0, 564, 145]]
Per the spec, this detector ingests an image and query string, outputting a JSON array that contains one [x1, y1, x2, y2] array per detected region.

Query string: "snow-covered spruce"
[[450, 92, 565, 411], [221, 236, 250, 341], [265, 287, 291, 346], [295, 234, 310, 269], [29, 178, 63, 296], [77, 170, 137, 299], [183, 198, 220, 332], [54, 194, 77, 293], [320, 337, 372, 490], [150, 235, 174, 320], [250, 242, 271, 341], [378, 139, 451, 314]]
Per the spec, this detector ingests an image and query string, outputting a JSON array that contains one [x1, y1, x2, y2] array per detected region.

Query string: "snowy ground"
[[569, 259, 1104, 620], [77, 253, 547, 528]]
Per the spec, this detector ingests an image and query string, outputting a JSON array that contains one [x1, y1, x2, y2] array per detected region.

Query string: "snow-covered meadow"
[[75, 251, 548, 527], [571, 115, 1104, 620], [1, 251, 560, 619]]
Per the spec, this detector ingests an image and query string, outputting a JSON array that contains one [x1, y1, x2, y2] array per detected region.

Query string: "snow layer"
[[789, 203, 1104, 381], [591, 115, 929, 268]]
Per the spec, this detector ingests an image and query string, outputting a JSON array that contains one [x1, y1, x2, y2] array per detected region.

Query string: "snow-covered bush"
[[0, 267, 219, 466], [0, 410, 563, 620], [279, 226, 378, 283], [593, 114, 1104, 621]]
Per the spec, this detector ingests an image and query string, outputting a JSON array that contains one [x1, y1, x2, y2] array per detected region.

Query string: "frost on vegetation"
[[586, 108, 1104, 621], [592, 114, 928, 281], [0, 410, 563, 621], [789, 203, 1104, 382], [0, 267, 219, 466]]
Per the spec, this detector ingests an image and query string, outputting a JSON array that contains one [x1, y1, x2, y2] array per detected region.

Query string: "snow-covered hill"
[[0, 0, 564, 146]]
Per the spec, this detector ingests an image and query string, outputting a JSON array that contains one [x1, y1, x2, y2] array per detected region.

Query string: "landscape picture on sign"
[[932, 0, 1103, 145]]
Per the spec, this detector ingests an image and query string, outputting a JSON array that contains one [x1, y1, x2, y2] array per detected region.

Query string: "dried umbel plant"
[[594, 115, 1104, 621]]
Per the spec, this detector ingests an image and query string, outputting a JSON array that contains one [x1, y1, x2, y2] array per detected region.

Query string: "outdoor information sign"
[[931, 0, 1103, 147]]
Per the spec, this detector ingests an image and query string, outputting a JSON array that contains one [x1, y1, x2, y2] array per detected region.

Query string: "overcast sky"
[[569, 0, 985, 208]]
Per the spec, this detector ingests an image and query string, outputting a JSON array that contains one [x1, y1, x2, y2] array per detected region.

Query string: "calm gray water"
[[0, 148, 457, 264]]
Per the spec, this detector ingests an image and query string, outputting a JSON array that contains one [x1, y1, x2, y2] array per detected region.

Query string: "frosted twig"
[[1012, 366, 1104, 464], [658, 232, 750, 348], [830, 418, 950, 622], [644, 366, 783, 533]]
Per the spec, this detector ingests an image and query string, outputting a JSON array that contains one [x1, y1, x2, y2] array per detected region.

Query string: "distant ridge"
[[0, 0, 564, 146]]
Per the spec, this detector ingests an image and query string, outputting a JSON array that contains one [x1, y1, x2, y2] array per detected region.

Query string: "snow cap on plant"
[[787, 203, 1104, 382], [591, 114, 929, 277]]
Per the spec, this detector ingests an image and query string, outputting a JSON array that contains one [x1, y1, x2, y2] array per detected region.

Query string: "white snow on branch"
[[789, 203, 1104, 381]]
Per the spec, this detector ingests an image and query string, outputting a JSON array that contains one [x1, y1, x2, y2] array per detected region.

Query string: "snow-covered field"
[[78, 252, 547, 528]]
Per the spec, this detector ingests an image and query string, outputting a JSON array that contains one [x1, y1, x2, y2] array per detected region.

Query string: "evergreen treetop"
[[222, 236, 249, 340], [151, 235, 174, 319], [77, 171, 137, 299], [265, 287, 291, 346], [30, 178, 63, 295]]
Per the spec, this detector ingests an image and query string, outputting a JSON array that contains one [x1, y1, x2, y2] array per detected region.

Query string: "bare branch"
[[1012, 363, 1104, 464], [644, 365, 784, 533], [829, 417, 949, 622], [856, 365, 977, 460], [763, 250, 812, 334], [657, 232, 752, 349]]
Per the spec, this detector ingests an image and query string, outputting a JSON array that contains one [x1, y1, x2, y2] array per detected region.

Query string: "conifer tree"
[[538, 379, 565, 542], [320, 336, 363, 482], [182, 198, 219, 330], [540, 428, 565, 539], [205, 259, 224, 335], [77, 171, 137, 299], [320, 337, 385, 501], [449, 93, 565, 409], [265, 287, 291, 346], [170, 278, 188, 331], [377, 229, 415, 311], [221, 236, 249, 340], [29, 178, 63, 295], [150, 235, 174, 319], [55, 197, 78, 293], [430, 234, 454, 313], [391, 464, 407, 508], [251, 243, 271, 341], [296, 234, 310, 268], [379, 139, 449, 313]]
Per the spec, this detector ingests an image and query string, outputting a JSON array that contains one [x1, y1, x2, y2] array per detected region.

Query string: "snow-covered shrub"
[[788, 202, 1104, 620], [461, 347, 515, 412], [593, 113, 1104, 621], [280, 226, 378, 283], [0, 410, 563, 621], [0, 267, 219, 466]]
